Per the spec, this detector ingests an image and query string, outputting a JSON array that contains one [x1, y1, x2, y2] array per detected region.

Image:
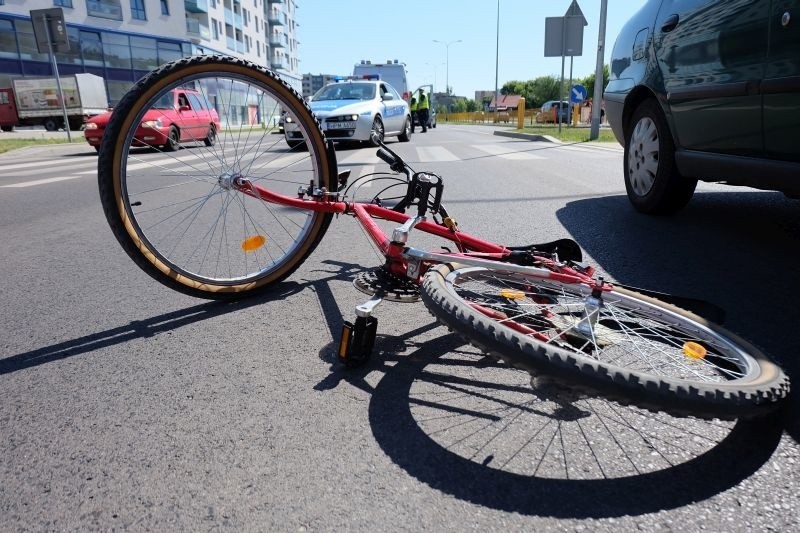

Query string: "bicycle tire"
[[98, 55, 333, 299], [421, 264, 789, 419]]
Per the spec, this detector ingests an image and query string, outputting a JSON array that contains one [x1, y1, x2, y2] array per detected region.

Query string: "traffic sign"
[[30, 8, 70, 53], [570, 84, 587, 103], [564, 0, 588, 26]]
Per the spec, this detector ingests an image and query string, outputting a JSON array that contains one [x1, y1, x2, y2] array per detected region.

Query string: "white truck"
[[0, 73, 109, 132], [353, 60, 409, 100]]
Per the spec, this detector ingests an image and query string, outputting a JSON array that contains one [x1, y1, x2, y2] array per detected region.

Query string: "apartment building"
[[0, 0, 301, 104], [301, 73, 339, 99]]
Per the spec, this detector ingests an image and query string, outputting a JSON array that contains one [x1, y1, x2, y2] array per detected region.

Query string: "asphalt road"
[[1, 126, 798, 531]]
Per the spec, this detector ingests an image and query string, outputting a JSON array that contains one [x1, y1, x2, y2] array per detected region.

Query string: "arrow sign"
[[564, 0, 588, 26], [571, 84, 587, 103]]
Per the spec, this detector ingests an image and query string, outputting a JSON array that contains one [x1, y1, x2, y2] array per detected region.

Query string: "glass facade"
[[0, 14, 192, 104]]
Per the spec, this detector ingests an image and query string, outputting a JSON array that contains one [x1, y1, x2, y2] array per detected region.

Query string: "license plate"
[[327, 121, 356, 130]]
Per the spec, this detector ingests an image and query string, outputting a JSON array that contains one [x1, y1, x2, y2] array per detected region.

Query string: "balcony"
[[226, 36, 245, 54], [270, 55, 287, 70], [186, 18, 211, 40], [269, 32, 285, 47], [267, 9, 284, 25], [184, 0, 209, 13], [224, 7, 244, 28]]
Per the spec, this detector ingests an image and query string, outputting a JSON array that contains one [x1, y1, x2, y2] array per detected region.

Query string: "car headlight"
[[285, 116, 293, 123], [141, 118, 163, 128], [329, 114, 359, 122], [84, 122, 98, 130]]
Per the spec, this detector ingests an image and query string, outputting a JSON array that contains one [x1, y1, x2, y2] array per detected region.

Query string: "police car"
[[284, 77, 411, 147]]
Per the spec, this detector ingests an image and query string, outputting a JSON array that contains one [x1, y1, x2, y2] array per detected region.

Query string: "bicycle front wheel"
[[421, 264, 789, 419], [98, 55, 333, 299]]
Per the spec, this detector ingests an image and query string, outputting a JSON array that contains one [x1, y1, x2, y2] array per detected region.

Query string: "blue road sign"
[[571, 84, 587, 104]]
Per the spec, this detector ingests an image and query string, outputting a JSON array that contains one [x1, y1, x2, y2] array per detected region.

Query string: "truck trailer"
[[0, 73, 109, 132]]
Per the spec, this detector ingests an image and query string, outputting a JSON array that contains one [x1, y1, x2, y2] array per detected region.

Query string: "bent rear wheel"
[[98, 55, 333, 299], [421, 264, 789, 419]]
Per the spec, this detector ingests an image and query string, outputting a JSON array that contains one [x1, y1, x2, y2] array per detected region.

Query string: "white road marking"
[[416, 146, 459, 162], [1, 175, 85, 188]]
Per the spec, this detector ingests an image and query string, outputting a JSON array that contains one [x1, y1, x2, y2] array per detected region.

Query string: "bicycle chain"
[[353, 267, 420, 303]]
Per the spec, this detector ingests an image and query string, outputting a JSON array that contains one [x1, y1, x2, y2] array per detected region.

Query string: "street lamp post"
[[433, 39, 461, 115], [425, 62, 444, 95]]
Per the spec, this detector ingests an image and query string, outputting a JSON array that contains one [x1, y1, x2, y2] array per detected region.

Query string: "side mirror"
[[179, 105, 190, 112], [382, 93, 394, 101]]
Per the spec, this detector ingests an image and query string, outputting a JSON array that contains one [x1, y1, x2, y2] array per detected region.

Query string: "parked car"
[[536, 100, 570, 123], [84, 88, 220, 152], [284, 79, 411, 147], [605, 0, 800, 214]]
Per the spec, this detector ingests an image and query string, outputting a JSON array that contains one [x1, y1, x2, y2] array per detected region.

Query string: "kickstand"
[[337, 295, 382, 367]]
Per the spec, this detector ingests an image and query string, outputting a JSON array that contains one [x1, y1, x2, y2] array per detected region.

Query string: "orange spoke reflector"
[[241, 235, 266, 252], [499, 288, 526, 300], [683, 341, 707, 359]]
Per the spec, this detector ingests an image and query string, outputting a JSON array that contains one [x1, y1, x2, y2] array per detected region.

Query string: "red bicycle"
[[97, 56, 788, 420]]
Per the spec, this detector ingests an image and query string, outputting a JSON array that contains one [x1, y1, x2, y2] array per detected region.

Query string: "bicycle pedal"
[[337, 316, 378, 367]]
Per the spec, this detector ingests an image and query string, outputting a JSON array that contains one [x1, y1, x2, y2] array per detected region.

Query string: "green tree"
[[465, 99, 479, 112], [501, 76, 563, 108]]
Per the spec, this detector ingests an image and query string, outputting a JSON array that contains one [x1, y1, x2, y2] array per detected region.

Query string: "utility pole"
[[590, 0, 608, 140], [494, 0, 500, 120]]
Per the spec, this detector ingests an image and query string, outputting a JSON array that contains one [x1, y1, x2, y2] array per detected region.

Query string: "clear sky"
[[297, 0, 647, 99]]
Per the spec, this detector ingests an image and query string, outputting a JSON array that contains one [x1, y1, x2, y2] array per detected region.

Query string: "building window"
[[0, 19, 16, 58], [86, 0, 123, 20], [211, 18, 219, 40], [131, 0, 147, 20], [54, 0, 74, 7], [160, 0, 169, 15]]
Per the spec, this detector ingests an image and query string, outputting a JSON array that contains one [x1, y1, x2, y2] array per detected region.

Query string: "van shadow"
[[554, 190, 799, 441]]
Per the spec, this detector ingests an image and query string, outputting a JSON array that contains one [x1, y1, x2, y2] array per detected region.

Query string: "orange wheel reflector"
[[241, 235, 266, 252], [683, 341, 707, 359], [499, 288, 526, 300]]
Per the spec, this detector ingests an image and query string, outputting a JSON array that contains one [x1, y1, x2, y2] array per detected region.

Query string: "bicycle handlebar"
[[371, 134, 410, 177]]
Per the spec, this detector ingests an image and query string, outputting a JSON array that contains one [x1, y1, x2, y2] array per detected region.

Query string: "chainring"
[[354, 267, 420, 303]]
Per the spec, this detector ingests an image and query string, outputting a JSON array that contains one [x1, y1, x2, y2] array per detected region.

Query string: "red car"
[[85, 88, 220, 152]]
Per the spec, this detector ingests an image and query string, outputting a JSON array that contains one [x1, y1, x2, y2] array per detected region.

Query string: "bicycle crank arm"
[[403, 248, 591, 285]]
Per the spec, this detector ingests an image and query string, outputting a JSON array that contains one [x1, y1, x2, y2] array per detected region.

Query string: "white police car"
[[285, 78, 411, 147]]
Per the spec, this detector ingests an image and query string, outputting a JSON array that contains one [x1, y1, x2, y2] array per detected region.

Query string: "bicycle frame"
[[235, 177, 601, 289]]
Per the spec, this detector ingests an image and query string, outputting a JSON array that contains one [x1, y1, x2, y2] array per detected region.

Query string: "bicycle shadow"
[[554, 190, 799, 443], [307, 261, 785, 518], [0, 282, 306, 375]]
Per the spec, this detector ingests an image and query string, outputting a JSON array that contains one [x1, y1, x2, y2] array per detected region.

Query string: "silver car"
[[285, 80, 411, 147]]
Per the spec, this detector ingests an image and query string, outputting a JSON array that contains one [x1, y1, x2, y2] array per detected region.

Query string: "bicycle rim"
[[421, 265, 789, 419], [98, 56, 332, 298]]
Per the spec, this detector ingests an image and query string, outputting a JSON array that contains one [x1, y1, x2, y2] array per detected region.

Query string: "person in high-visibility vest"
[[409, 95, 418, 133], [417, 88, 429, 133]]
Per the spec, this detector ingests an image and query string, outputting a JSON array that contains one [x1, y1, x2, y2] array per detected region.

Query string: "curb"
[[493, 130, 556, 143], [493, 129, 623, 152]]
